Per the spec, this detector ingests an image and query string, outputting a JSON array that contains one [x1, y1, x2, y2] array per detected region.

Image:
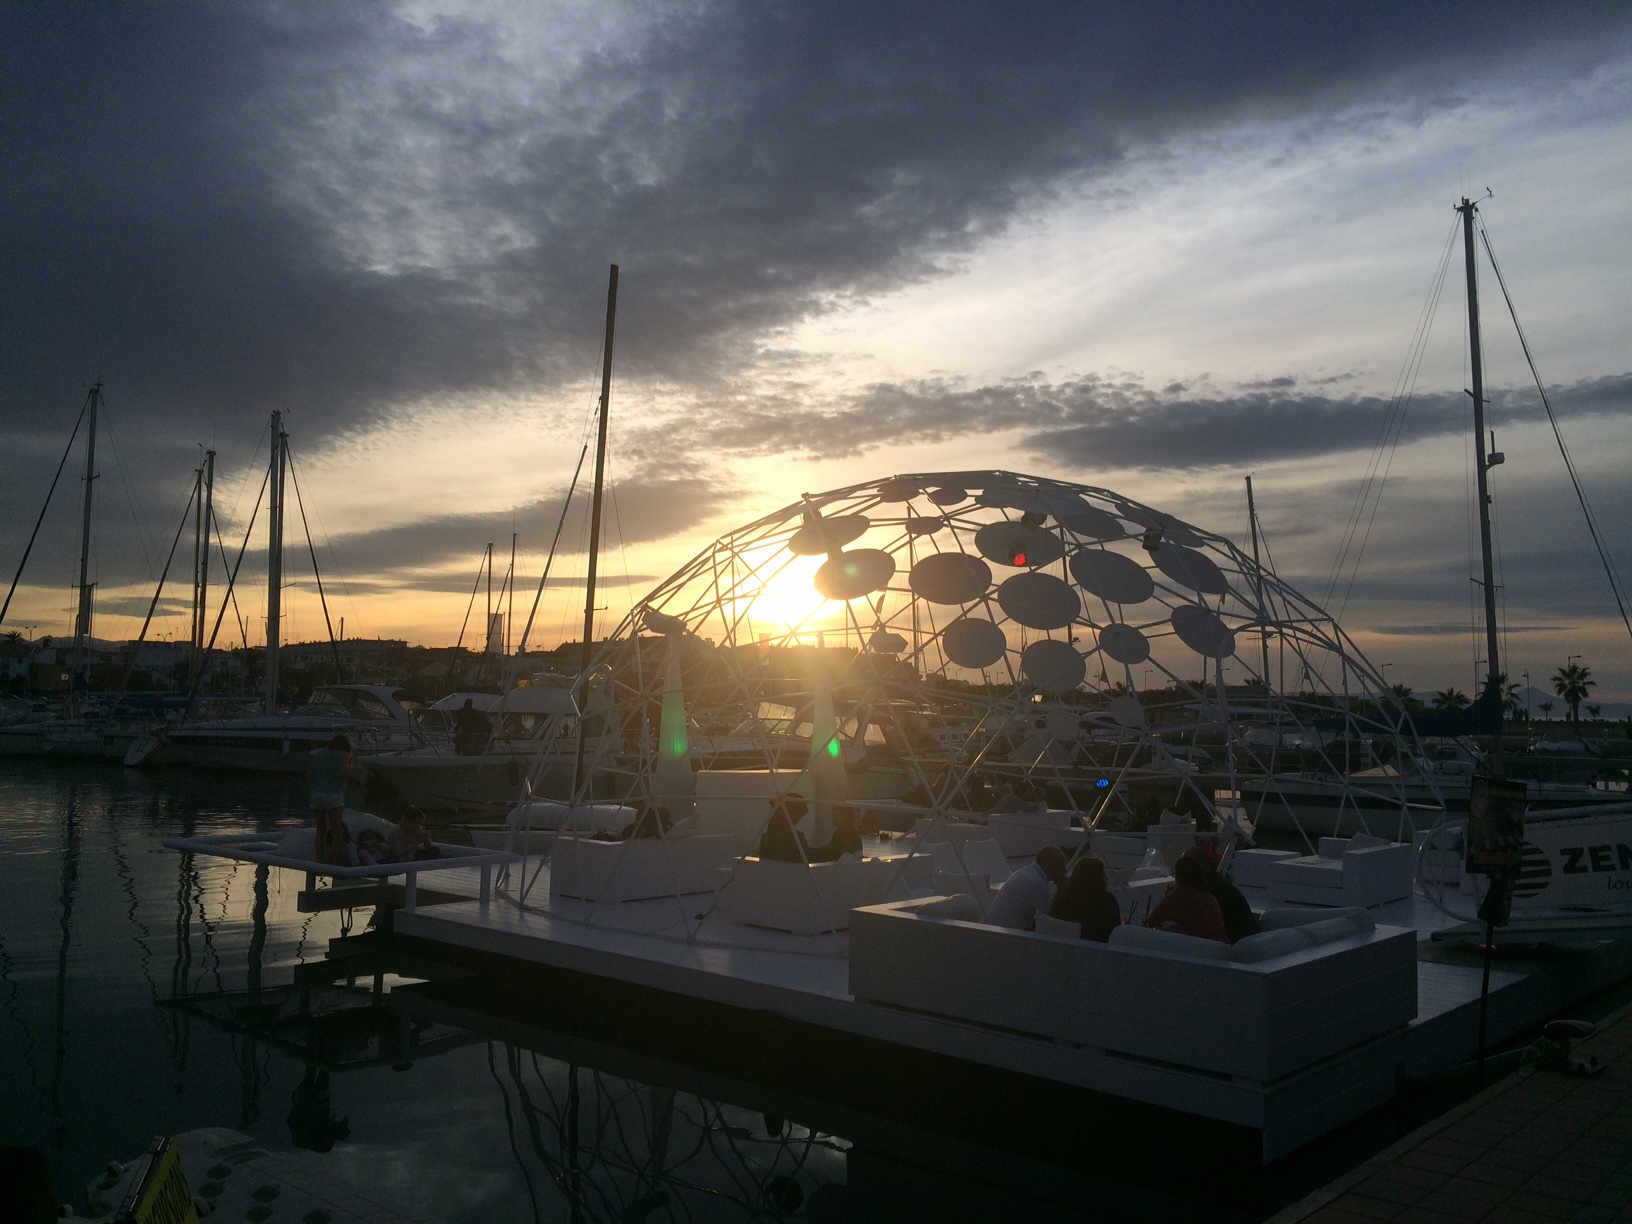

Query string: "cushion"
[[1230, 927, 1315, 963], [1302, 916, 1372, 944], [665, 815, 697, 839], [1259, 907, 1375, 933], [916, 894, 983, 922], [1032, 912, 1082, 939], [1344, 832, 1392, 853], [1107, 923, 1233, 961], [1270, 857, 1345, 887]]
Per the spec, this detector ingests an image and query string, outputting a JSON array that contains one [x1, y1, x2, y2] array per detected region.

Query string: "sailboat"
[[129, 412, 420, 773]]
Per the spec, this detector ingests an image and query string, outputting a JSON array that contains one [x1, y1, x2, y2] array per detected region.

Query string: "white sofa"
[[849, 898, 1417, 1083], [724, 856, 898, 934], [985, 809, 1086, 857], [1230, 847, 1300, 889], [1266, 835, 1415, 908], [549, 833, 737, 903]]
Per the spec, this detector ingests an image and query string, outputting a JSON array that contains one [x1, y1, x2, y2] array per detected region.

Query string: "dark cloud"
[[3, 1, 1626, 444], [654, 369, 1632, 470]]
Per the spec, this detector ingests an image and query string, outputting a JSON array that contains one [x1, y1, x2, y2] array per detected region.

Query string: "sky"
[[3, 2, 1631, 699]]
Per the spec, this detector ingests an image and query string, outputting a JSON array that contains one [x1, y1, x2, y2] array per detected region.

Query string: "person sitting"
[[1144, 850, 1227, 942], [1191, 844, 1259, 944], [1015, 782, 1049, 813], [986, 783, 1021, 814], [386, 807, 439, 862], [623, 804, 673, 840], [806, 807, 863, 863], [451, 698, 491, 756], [1049, 856, 1123, 941], [758, 798, 811, 862], [985, 845, 1067, 930], [355, 828, 389, 866]]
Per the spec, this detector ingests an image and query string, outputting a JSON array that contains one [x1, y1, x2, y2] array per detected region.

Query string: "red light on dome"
[[1012, 551, 1027, 566]]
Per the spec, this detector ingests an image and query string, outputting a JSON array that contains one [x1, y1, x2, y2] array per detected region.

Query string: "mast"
[[1458, 197, 1503, 769], [1245, 475, 1272, 694], [72, 384, 101, 699], [264, 412, 285, 714], [197, 449, 215, 671], [574, 264, 619, 791], [190, 462, 203, 669]]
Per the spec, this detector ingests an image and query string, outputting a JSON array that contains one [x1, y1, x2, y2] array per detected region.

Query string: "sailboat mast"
[[573, 264, 619, 792], [198, 449, 214, 662], [1458, 199, 1503, 760], [264, 412, 285, 714], [190, 462, 204, 670], [1245, 475, 1272, 694], [72, 383, 101, 697]]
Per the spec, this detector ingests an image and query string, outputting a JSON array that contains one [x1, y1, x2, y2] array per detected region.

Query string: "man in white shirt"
[[984, 845, 1068, 929]]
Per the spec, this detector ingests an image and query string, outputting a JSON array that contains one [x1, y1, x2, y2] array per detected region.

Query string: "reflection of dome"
[[576, 471, 1417, 832]]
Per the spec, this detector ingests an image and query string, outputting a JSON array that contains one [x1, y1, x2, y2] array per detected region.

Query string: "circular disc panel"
[[909, 552, 992, 604], [975, 521, 1064, 569], [1052, 501, 1125, 540], [640, 607, 686, 635], [997, 572, 1080, 630], [1108, 695, 1146, 728], [815, 548, 895, 600], [977, 486, 1050, 514], [868, 630, 909, 654], [1170, 604, 1236, 657], [1151, 542, 1232, 595], [877, 478, 920, 502], [1069, 549, 1155, 605], [1098, 622, 1151, 665], [1022, 639, 1086, 692], [942, 617, 1007, 670], [906, 515, 944, 536], [789, 514, 869, 556], [1118, 505, 1203, 547], [927, 486, 967, 506]]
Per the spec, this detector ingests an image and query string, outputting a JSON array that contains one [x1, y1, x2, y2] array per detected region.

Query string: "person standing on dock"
[[451, 698, 491, 756], [309, 733, 359, 865]]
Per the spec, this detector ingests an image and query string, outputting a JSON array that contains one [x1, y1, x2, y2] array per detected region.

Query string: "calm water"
[[0, 762, 860, 1223]]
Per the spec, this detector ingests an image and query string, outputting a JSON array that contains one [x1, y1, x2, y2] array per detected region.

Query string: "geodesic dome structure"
[[562, 471, 1433, 839]]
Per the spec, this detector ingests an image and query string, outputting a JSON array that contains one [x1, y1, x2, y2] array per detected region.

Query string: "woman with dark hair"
[[309, 733, 358, 865], [1049, 856, 1123, 941], [1143, 849, 1227, 942]]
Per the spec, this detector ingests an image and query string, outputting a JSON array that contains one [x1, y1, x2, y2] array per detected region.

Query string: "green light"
[[667, 734, 688, 757], [826, 738, 841, 758]]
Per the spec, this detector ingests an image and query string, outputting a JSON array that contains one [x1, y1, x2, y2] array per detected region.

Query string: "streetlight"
[[1522, 668, 1530, 720]]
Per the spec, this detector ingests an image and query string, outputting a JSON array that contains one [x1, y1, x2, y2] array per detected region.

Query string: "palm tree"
[[1390, 683, 1419, 710], [1492, 671, 1524, 720], [1551, 663, 1596, 731], [1539, 699, 1554, 721], [1, 630, 21, 643], [1431, 688, 1469, 712]]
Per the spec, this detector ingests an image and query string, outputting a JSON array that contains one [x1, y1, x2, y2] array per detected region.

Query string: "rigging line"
[[520, 444, 589, 654], [1332, 228, 1457, 623], [183, 465, 270, 714], [209, 506, 250, 654], [1323, 219, 1459, 606], [285, 449, 345, 679], [1, 399, 87, 625], [1479, 221, 1632, 648], [454, 547, 486, 652], [117, 476, 198, 694], [96, 397, 160, 584]]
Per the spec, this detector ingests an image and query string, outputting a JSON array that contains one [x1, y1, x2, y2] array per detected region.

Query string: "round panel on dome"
[[1051, 500, 1125, 540], [1170, 604, 1236, 657], [997, 572, 1080, 630], [1108, 694, 1146, 728], [789, 514, 869, 556], [909, 552, 992, 604], [868, 630, 909, 654], [877, 478, 920, 502], [906, 515, 944, 536], [1069, 548, 1155, 605], [974, 521, 1065, 569], [815, 548, 895, 601], [1098, 622, 1150, 665], [942, 617, 1007, 670], [1150, 542, 1232, 596], [1118, 505, 1203, 547], [1022, 639, 1086, 692], [640, 606, 686, 636], [1044, 707, 1081, 741], [977, 486, 1049, 514], [927, 486, 967, 506]]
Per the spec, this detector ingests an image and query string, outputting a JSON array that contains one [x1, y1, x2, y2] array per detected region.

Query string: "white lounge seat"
[[1267, 835, 1415, 908], [723, 855, 894, 934], [1230, 847, 1299, 889], [549, 833, 737, 903]]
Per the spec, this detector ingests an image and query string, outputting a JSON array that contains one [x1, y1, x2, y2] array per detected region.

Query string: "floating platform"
[[392, 863, 1632, 1165]]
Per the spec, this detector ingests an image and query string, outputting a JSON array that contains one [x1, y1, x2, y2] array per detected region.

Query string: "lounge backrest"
[[1107, 923, 1233, 961], [1301, 915, 1373, 944], [1260, 907, 1375, 933], [1230, 926, 1315, 963]]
